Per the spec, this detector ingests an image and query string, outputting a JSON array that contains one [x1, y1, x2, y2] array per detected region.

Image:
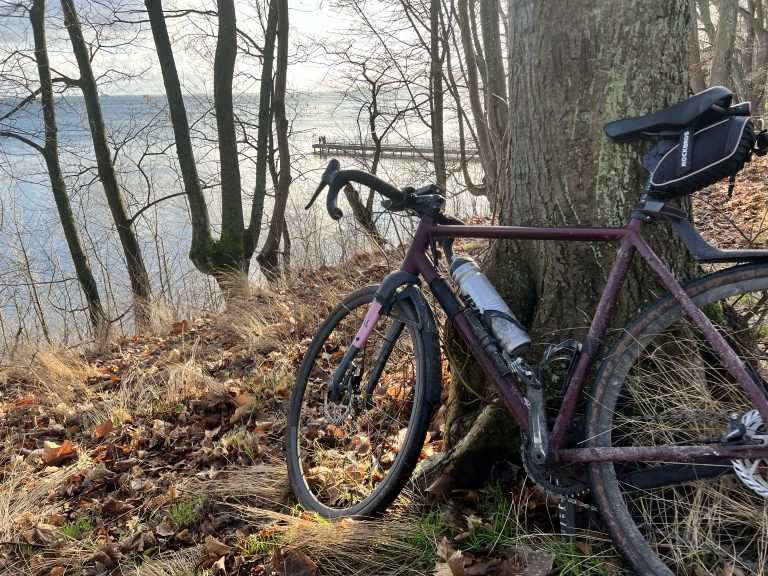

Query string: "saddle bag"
[[644, 115, 756, 198]]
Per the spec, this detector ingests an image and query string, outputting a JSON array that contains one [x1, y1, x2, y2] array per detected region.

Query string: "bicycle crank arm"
[[512, 358, 549, 465]]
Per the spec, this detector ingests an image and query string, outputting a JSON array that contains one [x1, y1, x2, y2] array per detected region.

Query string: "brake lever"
[[304, 181, 325, 210], [305, 158, 341, 210]]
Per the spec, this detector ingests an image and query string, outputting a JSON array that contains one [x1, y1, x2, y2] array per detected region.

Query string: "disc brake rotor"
[[731, 409, 768, 498]]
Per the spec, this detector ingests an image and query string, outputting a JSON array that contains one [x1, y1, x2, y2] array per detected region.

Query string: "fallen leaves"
[[435, 537, 554, 576], [94, 420, 113, 439], [268, 548, 318, 576], [41, 439, 78, 466]]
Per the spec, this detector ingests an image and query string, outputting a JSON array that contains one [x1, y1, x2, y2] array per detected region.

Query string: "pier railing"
[[311, 139, 477, 158]]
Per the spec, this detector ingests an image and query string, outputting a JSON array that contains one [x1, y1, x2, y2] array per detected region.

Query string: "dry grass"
[[196, 464, 289, 503], [1, 343, 96, 404], [227, 505, 433, 576], [125, 546, 205, 576], [167, 355, 226, 402]]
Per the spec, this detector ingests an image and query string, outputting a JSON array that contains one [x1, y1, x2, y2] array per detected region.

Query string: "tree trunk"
[[146, 0, 276, 298], [429, 0, 447, 192], [61, 0, 152, 329], [479, 0, 508, 208], [440, 0, 693, 488], [710, 0, 738, 87], [144, 0, 215, 275], [457, 0, 495, 199], [214, 0, 246, 280], [689, 0, 707, 93], [257, 0, 291, 281], [29, 0, 106, 336], [246, 0, 278, 260]]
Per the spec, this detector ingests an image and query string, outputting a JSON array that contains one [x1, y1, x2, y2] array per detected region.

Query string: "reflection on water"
[[0, 92, 485, 344]]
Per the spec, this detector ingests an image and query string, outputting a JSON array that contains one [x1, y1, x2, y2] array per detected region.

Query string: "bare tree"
[[0, 0, 106, 336], [257, 0, 291, 280], [146, 0, 284, 292], [60, 0, 153, 328]]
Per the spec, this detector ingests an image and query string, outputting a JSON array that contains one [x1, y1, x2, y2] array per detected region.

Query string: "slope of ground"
[[0, 155, 765, 575]]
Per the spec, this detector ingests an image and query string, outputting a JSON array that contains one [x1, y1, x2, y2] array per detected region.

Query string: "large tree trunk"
[[257, 0, 291, 281], [30, 0, 106, 336], [61, 0, 152, 329], [440, 0, 693, 488]]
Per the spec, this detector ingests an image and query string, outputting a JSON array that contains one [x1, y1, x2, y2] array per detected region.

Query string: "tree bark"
[[257, 0, 291, 281], [440, 0, 693, 488], [214, 0, 246, 279], [710, 0, 738, 87], [29, 0, 106, 336], [61, 0, 152, 329]]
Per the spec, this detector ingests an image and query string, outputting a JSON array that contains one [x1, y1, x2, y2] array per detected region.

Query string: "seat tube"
[[551, 217, 643, 449]]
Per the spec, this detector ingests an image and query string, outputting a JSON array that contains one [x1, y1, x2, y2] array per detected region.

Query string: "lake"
[[0, 91, 484, 345]]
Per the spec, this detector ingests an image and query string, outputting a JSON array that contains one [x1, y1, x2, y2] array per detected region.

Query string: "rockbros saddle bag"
[[644, 115, 757, 198]]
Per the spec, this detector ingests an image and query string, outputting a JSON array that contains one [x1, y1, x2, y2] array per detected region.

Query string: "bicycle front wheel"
[[588, 263, 768, 576], [287, 285, 439, 518]]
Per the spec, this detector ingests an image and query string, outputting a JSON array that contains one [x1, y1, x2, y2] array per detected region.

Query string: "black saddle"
[[604, 86, 734, 143]]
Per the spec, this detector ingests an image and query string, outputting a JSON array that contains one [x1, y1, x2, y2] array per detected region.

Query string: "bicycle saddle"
[[604, 86, 734, 143]]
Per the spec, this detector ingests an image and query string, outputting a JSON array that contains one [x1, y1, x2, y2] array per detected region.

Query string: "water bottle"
[[450, 255, 531, 356]]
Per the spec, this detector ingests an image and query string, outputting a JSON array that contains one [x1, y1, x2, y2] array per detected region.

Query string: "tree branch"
[[0, 89, 42, 122], [128, 192, 187, 224], [0, 130, 44, 153]]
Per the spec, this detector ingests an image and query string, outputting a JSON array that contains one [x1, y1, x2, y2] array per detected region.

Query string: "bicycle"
[[286, 86, 768, 575]]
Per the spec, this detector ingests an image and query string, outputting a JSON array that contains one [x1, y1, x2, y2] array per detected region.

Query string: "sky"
[[0, 0, 359, 97]]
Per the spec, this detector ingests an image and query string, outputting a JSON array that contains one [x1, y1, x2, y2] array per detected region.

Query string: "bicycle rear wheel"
[[287, 285, 439, 518], [588, 263, 768, 576]]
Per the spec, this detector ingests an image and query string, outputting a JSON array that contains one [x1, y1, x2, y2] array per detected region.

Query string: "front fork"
[[328, 272, 421, 403], [328, 300, 407, 403]]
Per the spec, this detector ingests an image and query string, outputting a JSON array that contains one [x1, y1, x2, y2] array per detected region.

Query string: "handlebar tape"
[[326, 169, 405, 220]]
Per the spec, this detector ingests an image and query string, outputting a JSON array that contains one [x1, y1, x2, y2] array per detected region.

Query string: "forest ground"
[[1, 155, 766, 576]]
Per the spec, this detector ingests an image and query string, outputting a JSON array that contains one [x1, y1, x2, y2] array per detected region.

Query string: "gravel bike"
[[287, 86, 768, 575]]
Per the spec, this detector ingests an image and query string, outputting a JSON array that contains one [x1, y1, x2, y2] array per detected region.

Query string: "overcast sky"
[[0, 0, 356, 97]]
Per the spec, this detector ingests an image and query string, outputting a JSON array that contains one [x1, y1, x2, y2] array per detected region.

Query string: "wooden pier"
[[312, 140, 477, 158]]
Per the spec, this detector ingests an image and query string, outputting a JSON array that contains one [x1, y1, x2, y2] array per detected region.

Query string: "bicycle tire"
[[286, 285, 439, 518], [588, 263, 768, 575]]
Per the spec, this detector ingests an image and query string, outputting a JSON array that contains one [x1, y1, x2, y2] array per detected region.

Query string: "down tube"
[[408, 249, 532, 431]]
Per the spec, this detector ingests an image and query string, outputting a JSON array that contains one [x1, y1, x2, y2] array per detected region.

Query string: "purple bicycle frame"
[[354, 211, 768, 465]]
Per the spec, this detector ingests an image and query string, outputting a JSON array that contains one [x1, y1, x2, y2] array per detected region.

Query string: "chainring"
[[731, 409, 768, 498], [520, 434, 588, 496]]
